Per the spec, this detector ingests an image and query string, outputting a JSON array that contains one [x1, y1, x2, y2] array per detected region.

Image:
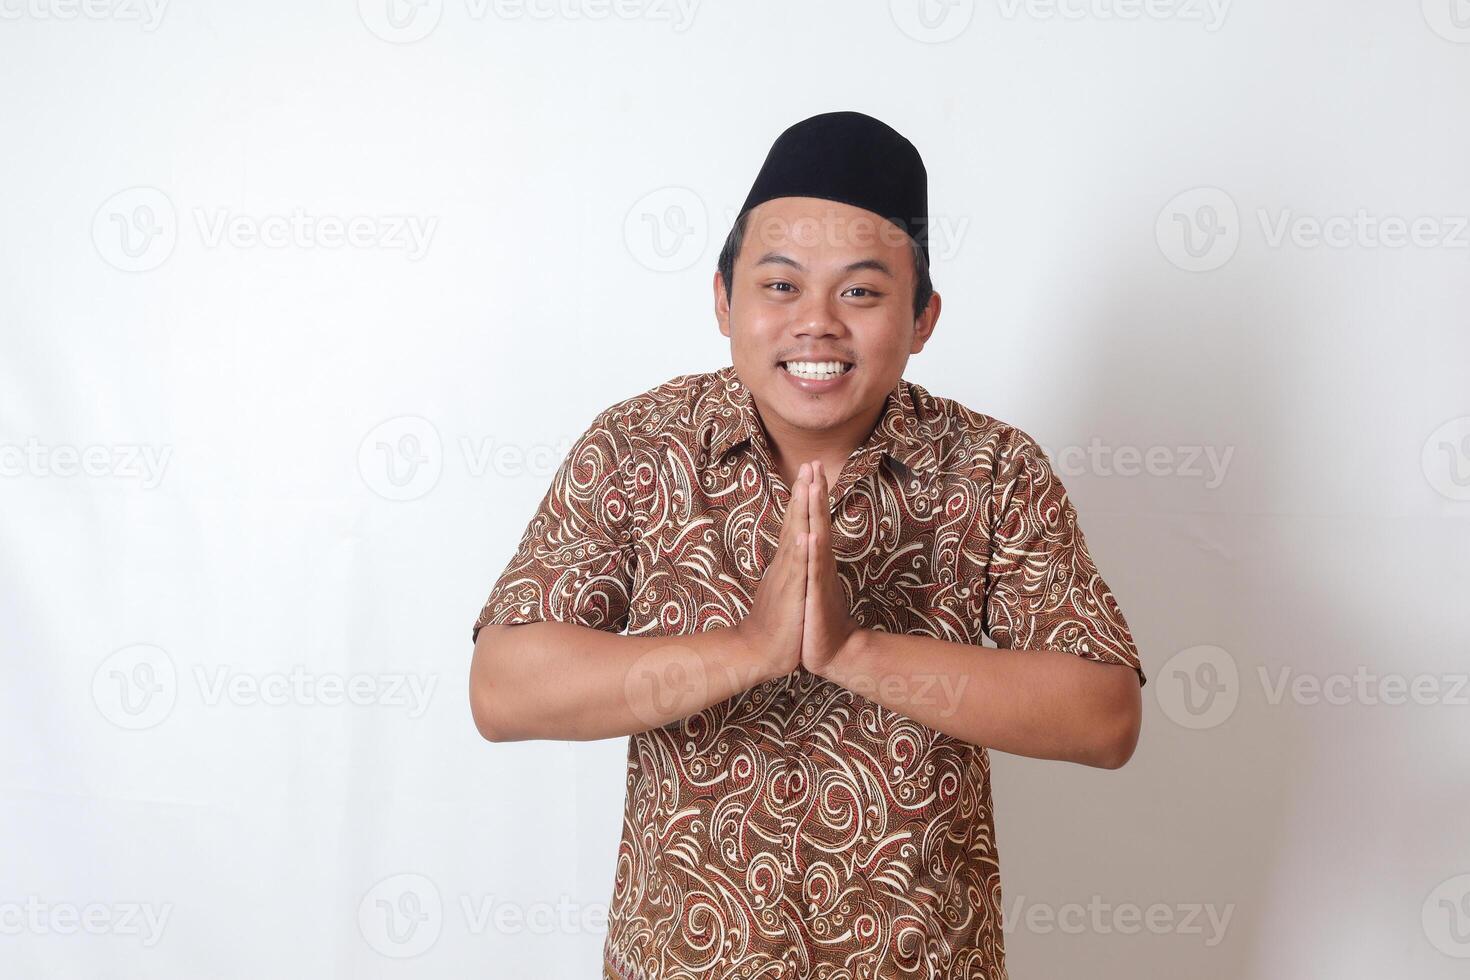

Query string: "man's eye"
[[845, 287, 882, 299], [766, 282, 795, 293]]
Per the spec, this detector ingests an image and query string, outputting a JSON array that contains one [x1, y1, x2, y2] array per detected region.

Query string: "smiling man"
[[468, 110, 1145, 980]]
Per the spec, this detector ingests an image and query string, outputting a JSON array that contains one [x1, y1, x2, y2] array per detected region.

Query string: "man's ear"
[[714, 270, 732, 338], [911, 291, 941, 353]]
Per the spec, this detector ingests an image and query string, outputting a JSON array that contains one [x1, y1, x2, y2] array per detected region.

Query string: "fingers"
[[790, 463, 811, 544], [777, 463, 807, 550], [809, 461, 831, 556], [790, 532, 808, 590], [774, 466, 810, 592]]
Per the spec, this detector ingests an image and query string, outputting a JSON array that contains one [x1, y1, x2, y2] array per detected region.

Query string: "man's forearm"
[[470, 621, 779, 742], [814, 629, 1143, 768]]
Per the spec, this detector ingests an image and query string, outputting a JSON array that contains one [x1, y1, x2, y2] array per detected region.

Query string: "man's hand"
[[801, 460, 863, 676], [733, 462, 812, 681]]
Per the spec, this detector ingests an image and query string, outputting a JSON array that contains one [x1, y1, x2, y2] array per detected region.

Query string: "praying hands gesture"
[[733, 460, 864, 680]]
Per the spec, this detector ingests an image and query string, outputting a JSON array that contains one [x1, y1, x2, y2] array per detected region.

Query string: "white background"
[[3, 1, 1469, 977]]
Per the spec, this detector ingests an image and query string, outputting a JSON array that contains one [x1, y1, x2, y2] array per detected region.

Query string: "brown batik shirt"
[[472, 364, 1145, 980]]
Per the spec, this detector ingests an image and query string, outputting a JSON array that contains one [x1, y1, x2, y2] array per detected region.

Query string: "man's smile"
[[778, 358, 857, 393], [779, 359, 854, 380]]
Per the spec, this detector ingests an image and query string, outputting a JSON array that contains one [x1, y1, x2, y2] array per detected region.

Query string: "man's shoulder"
[[582, 366, 731, 447], [903, 379, 1046, 480]]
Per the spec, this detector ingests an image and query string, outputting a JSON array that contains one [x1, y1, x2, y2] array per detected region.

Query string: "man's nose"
[[791, 291, 847, 338]]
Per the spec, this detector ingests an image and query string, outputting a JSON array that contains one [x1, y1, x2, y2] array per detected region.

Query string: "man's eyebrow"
[[752, 253, 897, 278]]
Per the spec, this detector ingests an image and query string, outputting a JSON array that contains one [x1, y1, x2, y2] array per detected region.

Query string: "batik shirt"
[[472, 364, 1145, 980]]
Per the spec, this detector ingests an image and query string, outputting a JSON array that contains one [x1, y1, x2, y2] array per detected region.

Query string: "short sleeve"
[[978, 427, 1145, 687], [471, 407, 638, 643]]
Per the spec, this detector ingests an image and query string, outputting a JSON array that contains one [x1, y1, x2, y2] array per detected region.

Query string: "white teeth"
[[783, 360, 852, 380]]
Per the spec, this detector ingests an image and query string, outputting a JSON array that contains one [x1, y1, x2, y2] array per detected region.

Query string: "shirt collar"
[[695, 365, 937, 483]]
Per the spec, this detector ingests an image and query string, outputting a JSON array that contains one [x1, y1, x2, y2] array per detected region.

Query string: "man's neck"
[[751, 393, 887, 489]]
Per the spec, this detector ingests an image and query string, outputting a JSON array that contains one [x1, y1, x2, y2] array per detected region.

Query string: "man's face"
[[715, 196, 938, 443]]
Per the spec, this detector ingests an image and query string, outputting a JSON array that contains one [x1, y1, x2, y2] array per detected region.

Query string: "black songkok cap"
[[738, 110, 930, 265]]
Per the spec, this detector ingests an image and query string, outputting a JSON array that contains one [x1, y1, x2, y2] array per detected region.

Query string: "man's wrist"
[[723, 623, 792, 688], [815, 625, 878, 682]]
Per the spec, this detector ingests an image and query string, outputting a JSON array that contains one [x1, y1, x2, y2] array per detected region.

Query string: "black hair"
[[716, 208, 934, 321]]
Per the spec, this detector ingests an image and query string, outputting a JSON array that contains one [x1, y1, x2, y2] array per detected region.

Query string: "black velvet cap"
[[738, 110, 929, 265]]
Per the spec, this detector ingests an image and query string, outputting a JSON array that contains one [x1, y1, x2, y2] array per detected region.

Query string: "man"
[[469, 110, 1145, 980]]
